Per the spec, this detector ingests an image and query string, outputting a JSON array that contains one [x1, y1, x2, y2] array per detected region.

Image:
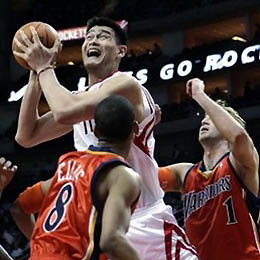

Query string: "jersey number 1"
[[223, 196, 237, 225]]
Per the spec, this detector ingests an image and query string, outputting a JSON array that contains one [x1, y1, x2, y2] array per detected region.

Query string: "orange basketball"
[[12, 22, 59, 70]]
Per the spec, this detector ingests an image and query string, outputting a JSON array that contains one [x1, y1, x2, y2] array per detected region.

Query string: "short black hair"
[[86, 16, 127, 45], [94, 95, 135, 142]]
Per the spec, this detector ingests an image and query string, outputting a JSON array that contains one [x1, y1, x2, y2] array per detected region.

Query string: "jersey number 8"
[[43, 183, 73, 233]]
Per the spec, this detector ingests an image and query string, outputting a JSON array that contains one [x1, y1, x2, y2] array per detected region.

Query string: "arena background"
[[1, 0, 260, 258]]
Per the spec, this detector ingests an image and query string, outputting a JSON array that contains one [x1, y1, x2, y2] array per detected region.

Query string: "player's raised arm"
[[39, 70, 143, 125], [12, 22, 72, 147], [15, 70, 73, 148], [186, 78, 259, 195], [13, 23, 144, 126]]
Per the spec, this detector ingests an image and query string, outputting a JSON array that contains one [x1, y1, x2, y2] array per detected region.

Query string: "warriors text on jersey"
[[29, 146, 129, 260], [183, 153, 260, 260]]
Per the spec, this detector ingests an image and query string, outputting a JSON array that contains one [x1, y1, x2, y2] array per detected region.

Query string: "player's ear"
[[118, 45, 127, 58]]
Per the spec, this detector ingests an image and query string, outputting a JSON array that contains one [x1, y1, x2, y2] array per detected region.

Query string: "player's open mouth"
[[87, 49, 101, 57], [200, 127, 208, 132]]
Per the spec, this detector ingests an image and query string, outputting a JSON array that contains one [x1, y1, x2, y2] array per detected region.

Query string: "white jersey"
[[73, 71, 164, 208], [73, 71, 199, 259]]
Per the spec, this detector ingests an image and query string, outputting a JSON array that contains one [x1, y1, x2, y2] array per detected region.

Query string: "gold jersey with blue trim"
[[184, 153, 260, 260], [29, 146, 128, 260]]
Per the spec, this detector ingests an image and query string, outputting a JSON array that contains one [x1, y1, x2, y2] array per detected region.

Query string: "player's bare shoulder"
[[108, 165, 141, 193], [116, 165, 141, 201]]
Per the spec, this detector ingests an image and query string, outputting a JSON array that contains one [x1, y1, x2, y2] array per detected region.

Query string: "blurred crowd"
[[11, 0, 231, 33]]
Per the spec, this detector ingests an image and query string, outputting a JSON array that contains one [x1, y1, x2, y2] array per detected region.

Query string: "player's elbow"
[[15, 133, 35, 148], [100, 232, 124, 256]]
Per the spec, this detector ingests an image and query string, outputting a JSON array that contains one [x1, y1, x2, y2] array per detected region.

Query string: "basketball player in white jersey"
[[14, 17, 199, 259]]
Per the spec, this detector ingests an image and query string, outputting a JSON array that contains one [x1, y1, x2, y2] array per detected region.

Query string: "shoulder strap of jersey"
[[183, 163, 197, 188]]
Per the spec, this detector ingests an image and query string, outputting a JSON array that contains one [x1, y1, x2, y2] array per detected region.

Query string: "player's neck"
[[202, 142, 229, 170], [98, 139, 130, 159], [87, 67, 118, 86]]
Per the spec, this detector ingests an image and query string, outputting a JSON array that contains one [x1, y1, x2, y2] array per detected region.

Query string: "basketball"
[[12, 22, 60, 70]]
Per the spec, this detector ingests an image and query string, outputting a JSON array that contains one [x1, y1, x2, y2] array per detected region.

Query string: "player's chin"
[[198, 133, 207, 142], [85, 58, 103, 68]]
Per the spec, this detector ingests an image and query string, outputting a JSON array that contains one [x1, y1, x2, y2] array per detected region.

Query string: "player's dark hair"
[[94, 95, 135, 142], [86, 16, 127, 45]]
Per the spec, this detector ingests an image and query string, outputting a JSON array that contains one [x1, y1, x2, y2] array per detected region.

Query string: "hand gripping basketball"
[[12, 21, 61, 71]]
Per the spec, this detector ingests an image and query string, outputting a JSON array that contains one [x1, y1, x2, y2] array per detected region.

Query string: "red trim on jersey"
[[133, 136, 150, 156], [145, 126, 154, 147], [138, 117, 155, 144], [133, 117, 154, 156], [177, 240, 200, 259], [164, 222, 173, 260], [175, 240, 181, 260], [164, 222, 198, 260], [172, 224, 198, 256]]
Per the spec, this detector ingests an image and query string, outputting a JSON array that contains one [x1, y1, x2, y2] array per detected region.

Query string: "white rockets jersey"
[[73, 71, 164, 208]]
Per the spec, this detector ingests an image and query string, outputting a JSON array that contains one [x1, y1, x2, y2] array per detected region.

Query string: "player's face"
[[199, 114, 221, 143], [82, 26, 122, 70]]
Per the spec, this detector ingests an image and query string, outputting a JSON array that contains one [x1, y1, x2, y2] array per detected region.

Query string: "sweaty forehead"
[[87, 25, 115, 36]]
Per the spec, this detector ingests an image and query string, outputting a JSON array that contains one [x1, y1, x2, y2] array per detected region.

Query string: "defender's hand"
[[186, 78, 205, 99], [0, 157, 18, 191]]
